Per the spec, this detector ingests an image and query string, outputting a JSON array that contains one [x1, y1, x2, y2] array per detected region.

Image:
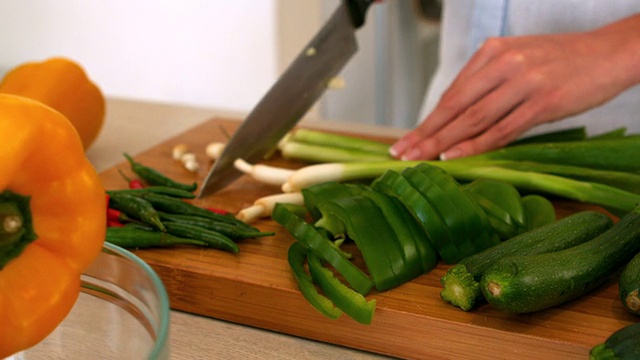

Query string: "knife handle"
[[344, 0, 376, 28]]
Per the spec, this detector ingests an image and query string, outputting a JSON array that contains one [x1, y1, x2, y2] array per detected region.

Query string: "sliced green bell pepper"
[[521, 194, 556, 230], [359, 188, 438, 274], [301, 182, 364, 220], [307, 251, 376, 325], [316, 195, 409, 291], [272, 203, 373, 295], [287, 242, 342, 320], [371, 169, 457, 263]]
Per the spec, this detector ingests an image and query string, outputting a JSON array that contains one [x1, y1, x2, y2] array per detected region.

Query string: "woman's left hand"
[[390, 14, 640, 161]]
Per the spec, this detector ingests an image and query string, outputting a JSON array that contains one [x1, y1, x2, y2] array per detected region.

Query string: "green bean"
[[162, 222, 239, 253], [107, 186, 196, 199], [124, 153, 197, 192], [158, 212, 274, 240], [106, 225, 208, 248], [108, 193, 165, 231]]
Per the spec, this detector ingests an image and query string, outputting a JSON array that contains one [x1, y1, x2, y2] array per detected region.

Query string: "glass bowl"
[[9, 242, 170, 360]]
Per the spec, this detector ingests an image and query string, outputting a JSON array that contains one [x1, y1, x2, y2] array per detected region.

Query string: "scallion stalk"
[[465, 137, 640, 172], [470, 160, 640, 193], [234, 158, 295, 186], [279, 141, 392, 163], [279, 161, 640, 215], [236, 192, 304, 223], [285, 128, 391, 156]]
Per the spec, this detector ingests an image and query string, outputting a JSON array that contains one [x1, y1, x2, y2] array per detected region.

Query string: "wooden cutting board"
[[98, 118, 636, 360]]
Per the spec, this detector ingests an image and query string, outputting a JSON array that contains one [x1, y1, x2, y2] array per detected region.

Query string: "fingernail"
[[389, 140, 407, 158], [440, 148, 462, 161], [388, 145, 399, 157], [401, 148, 422, 161]]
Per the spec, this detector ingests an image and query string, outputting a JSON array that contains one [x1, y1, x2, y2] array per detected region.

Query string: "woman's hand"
[[390, 14, 640, 161]]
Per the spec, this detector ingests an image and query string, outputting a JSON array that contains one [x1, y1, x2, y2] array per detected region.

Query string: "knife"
[[198, 0, 375, 198]]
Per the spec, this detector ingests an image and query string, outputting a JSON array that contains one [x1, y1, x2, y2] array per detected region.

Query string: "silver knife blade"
[[198, 2, 364, 198]]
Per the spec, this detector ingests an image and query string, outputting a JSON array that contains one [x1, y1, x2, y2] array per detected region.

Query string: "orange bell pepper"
[[0, 57, 106, 150], [0, 94, 105, 357]]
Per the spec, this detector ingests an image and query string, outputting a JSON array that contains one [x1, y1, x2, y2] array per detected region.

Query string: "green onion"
[[236, 192, 304, 223], [465, 137, 640, 172], [276, 161, 640, 215], [508, 126, 587, 146], [283, 128, 391, 156], [234, 159, 295, 186], [466, 160, 640, 193], [279, 141, 392, 163], [234, 129, 640, 218], [588, 127, 627, 140]]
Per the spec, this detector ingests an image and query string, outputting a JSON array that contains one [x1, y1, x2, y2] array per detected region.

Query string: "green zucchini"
[[590, 322, 640, 359], [440, 211, 612, 311], [619, 251, 640, 316], [480, 208, 640, 313]]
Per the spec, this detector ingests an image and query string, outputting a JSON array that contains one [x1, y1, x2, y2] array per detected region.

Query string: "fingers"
[[393, 73, 536, 160], [440, 98, 550, 160], [391, 39, 532, 160], [390, 62, 511, 159]]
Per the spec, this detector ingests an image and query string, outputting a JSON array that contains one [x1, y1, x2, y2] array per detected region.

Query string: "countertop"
[[87, 98, 400, 360]]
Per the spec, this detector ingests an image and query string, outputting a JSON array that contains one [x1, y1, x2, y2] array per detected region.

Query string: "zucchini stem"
[[487, 281, 502, 297], [626, 290, 640, 312]]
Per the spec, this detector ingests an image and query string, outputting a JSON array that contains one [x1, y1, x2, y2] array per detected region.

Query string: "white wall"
[[0, 0, 278, 112], [0, 0, 440, 128]]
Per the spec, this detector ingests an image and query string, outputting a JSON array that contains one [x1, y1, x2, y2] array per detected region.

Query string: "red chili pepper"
[[107, 220, 125, 228], [107, 208, 123, 221], [206, 207, 229, 215], [129, 179, 145, 189], [118, 168, 146, 189]]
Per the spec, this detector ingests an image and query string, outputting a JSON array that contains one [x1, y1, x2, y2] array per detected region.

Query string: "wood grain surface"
[[98, 118, 636, 360]]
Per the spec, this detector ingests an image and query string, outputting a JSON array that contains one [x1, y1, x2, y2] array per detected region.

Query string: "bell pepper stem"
[[0, 190, 37, 269]]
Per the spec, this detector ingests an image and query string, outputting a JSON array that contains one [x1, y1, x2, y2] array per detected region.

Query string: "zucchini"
[[440, 211, 612, 311], [590, 322, 640, 359], [619, 251, 640, 316], [480, 208, 640, 313]]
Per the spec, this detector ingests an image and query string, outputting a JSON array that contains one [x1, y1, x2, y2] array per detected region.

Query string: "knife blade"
[[198, 0, 374, 198]]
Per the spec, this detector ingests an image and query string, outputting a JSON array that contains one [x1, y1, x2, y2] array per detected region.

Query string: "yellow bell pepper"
[[0, 57, 106, 150], [0, 94, 105, 357]]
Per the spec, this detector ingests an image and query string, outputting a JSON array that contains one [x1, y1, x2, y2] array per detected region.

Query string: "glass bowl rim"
[[100, 242, 170, 359]]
